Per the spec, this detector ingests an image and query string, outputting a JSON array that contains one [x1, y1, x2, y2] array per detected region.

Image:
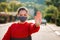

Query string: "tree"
[[45, 0, 60, 25], [0, 2, 8, 12], [45, 0, 60, 11], [8, 1, 22, 12], [45, 5, 58, 23]]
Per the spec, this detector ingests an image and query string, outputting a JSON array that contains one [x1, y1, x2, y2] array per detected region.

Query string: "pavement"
[[47, 24, 60, 36], [0, 20, 60, 40]]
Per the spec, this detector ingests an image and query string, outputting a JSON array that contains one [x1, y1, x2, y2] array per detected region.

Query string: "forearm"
[[35, 22, 40, 27], [35, 19, 40, 27], [29, 23, 40, 34]]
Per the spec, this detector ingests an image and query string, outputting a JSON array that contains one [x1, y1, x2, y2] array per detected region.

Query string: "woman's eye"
[[20, 15, 22, 16], [24, 14, 27, 16]]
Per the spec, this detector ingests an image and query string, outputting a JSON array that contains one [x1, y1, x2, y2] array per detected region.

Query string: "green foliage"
[[56, 13, 60, 26], [56, 18, 60, 26], [45, 5, 58, 19], [0, 2, 8, 12], [45, 0, 60, 26], [8, 2, 23, 12], [0, 14, 16, 23], [0, 2, 23, 12], [45, 0, 60, 7], [0, 15, 7, 23], [45, 0, 60, 12], [44, 14, 52, 22]]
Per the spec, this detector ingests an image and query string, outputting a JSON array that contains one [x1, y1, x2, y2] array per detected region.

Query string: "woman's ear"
[[16, 13, 19, 17], [26, 13, 29, 19]]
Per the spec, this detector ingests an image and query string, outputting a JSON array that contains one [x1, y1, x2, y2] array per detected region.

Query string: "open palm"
[[34, 11, 42, 24]]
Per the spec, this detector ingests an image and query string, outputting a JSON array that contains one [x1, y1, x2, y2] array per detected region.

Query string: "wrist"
[[35, 22, 40, 27]]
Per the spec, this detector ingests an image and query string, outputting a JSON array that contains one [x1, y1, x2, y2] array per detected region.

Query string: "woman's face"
[[18, 10, 27, 17], [17, 10, 28, 22]]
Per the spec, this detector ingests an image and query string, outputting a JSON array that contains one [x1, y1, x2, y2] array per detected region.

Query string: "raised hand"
[[34, 11, 42, 27]]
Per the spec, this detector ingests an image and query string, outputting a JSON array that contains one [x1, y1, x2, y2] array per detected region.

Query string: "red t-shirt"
[[2, 22, 40, 40]]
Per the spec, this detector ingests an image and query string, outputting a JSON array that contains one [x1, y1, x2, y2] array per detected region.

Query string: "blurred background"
[[0, 0, 60, 40], [0, 0, 60, 26]]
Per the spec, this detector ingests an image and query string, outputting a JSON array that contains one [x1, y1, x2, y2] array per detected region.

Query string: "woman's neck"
[[18, 21, 26, 24]]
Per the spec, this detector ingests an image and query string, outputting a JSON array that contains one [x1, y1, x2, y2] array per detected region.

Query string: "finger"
[[35, 16, 40, 22], [36, 11, 41, 17]]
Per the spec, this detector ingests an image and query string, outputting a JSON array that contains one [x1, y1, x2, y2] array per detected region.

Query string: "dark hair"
[[18, 8, 27, 14]]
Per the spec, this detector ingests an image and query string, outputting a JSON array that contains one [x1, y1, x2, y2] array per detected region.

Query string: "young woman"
[[2, 7, 41, 40]]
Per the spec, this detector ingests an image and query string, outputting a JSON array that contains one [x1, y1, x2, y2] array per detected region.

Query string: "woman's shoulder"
[[26, 22, 34, 25], [12, 23, 17, 25], [10, 22, 18, 27]]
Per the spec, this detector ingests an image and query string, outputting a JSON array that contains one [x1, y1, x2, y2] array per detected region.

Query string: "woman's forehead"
[[20, 10, 27, 12], [18, 11, 27, 15], [19, 13, 27, 15]]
